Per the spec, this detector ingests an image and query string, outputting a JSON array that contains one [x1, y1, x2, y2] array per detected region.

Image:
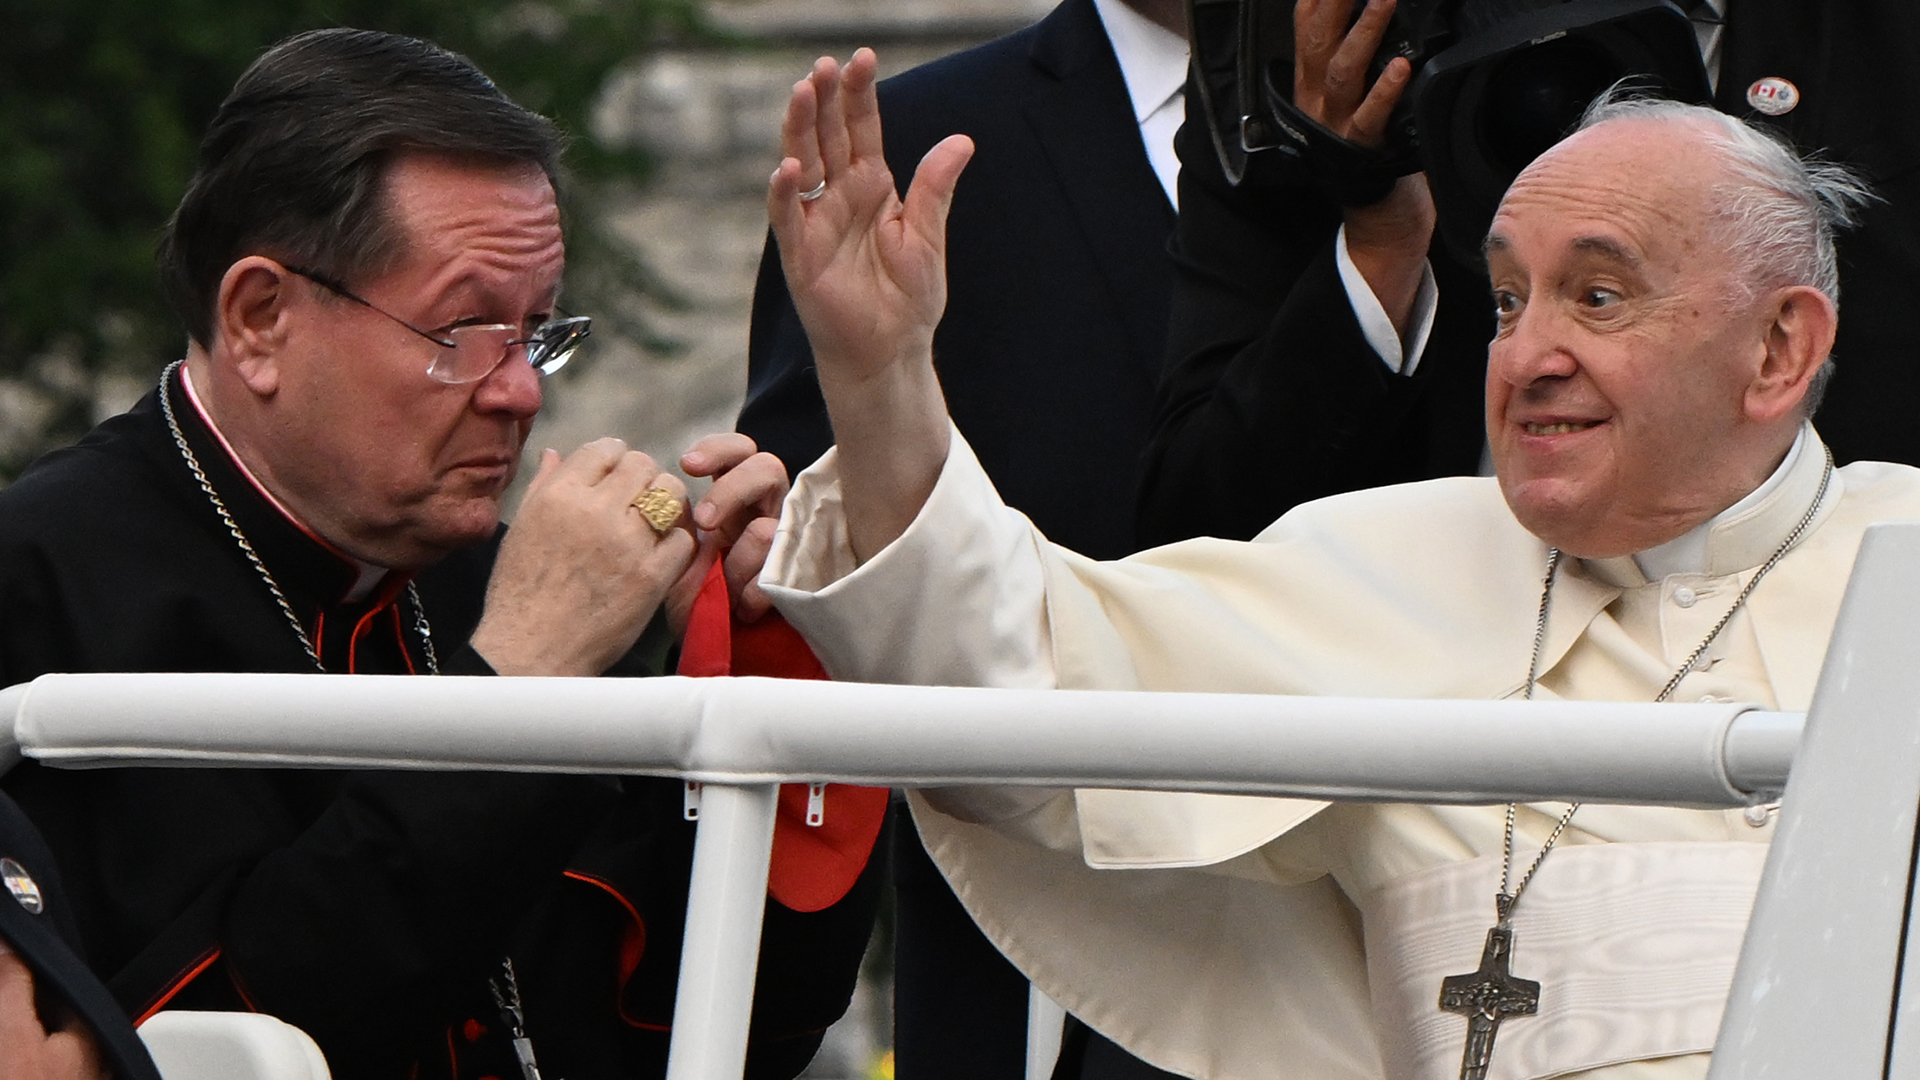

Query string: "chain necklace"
[[1438, 446, 1834, 1080], [159, 363, 560, 1073], [157, 361, 440, 675], [158, 364, 568, 1076]]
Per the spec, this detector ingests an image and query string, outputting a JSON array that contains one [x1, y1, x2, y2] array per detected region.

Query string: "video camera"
[[1188, 0, 1713, 259]]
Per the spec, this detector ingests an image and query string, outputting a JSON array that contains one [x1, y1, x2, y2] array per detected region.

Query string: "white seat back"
[[137, 1011, 329, 1080]]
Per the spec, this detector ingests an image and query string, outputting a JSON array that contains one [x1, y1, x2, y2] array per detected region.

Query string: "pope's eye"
[[1580, 287, 1622, 309]]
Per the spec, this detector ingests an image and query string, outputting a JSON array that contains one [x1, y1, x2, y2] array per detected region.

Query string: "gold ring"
[[631, 486, 683, 535]]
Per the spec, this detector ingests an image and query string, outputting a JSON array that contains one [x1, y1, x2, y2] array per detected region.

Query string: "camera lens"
[[1477, 37, 1619, 174]]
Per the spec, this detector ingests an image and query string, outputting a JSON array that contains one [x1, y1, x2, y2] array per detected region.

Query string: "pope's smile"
[[1523, 420, 1605, 436]]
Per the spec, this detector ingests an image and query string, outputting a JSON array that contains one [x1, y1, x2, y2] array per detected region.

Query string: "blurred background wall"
[[0, 0, 1050, 485]]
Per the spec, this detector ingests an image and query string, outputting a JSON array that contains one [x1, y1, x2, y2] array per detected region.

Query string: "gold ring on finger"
[[631, 486, 684, 535]]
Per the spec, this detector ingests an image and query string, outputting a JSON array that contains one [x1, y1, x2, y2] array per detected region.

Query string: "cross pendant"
[[1438, 925, 1541, 1080]]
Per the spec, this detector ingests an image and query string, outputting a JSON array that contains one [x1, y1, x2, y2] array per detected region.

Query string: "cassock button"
[[1746, 77, 1800, 116], [1, 857, 43, 914], [1673, 586, 1698, 608]]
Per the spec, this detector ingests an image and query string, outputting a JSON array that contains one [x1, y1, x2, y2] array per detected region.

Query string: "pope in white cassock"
[[750, 50, 1920, 1080]]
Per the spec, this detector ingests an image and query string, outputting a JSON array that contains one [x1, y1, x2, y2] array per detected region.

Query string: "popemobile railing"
[[9, 521, 1920, 1080]]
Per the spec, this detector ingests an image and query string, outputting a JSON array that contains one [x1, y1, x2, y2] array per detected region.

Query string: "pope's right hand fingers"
[[810, 56, 853, 182], [843, 48, 885, 165], [903, 134, 975, 250], [780, 70, 824, 192]]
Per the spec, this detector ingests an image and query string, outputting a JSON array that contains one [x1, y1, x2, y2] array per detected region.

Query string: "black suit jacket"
[[1135, 91, 1491, 547], [1136, 0, 1920, 546], [741, 0, 1176, 560], [1716, 1, 1920, 466]]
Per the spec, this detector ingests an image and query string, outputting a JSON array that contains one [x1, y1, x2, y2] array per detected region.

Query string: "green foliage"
[[0, 0, 701, 476]]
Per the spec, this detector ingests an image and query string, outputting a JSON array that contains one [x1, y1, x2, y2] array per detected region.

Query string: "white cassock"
[[762, 422, 1920, 1080]]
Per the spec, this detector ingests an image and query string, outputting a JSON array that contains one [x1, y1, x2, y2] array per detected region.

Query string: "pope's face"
[[1484, 118, 1778, 559], [264, 153, 563, 567]]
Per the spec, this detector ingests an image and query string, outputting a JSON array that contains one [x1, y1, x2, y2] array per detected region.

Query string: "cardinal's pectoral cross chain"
[[1438, 925, 1541, 1080]]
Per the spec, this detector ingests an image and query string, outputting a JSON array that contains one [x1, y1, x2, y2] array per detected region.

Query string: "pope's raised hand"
[[766, 49, 974, 560], [768, 49, 974, 390]]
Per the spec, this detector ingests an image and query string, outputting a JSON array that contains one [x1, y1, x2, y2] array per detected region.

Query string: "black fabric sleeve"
[[218, 771, 622, 1077], [1135, 84, 1492, 546], [0, 422, 872, 1080], [524, 780, 887, 1080]]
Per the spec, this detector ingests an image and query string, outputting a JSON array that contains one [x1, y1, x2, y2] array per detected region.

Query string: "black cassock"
[[0, 366, 877, 1080]]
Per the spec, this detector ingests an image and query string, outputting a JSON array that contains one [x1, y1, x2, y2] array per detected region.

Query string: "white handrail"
[[0, 673, 1802, 1079], [0, 674, 1808, 1080], [0, 673, 1795, 805]]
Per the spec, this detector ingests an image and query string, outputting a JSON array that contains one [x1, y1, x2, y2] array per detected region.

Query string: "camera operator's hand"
[[1293, 0, 1408, 148], [1294, 0, 1436, 341]]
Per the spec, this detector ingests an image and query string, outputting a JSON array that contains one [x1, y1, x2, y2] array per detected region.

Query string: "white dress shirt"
[[1090, 0, 1187, 209]]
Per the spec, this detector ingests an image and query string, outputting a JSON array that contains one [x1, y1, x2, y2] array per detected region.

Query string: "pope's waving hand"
[[766, 50, 975, 562]]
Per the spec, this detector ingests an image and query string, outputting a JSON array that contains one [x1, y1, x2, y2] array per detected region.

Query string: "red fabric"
[[133, 948, 222, 1025], [677, 557, 888, 913]]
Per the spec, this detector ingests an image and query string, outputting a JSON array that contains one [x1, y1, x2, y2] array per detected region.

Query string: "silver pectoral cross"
[[1438, 925, 1541, 1080]]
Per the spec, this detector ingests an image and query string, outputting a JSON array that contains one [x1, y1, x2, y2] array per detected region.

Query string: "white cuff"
[[1335, 225, 1439, 376], [761, 425, 1056, 690]]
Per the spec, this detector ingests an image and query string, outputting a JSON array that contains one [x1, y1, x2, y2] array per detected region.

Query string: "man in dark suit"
[[745, 0, 1179, 561], [1137, 0, 1920, 544], [1713, 1, 1920, 467], [738, 1, 1187, 1076]]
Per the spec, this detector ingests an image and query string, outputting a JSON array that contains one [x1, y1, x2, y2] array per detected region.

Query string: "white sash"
[[1361, 842, 1766, 1080]]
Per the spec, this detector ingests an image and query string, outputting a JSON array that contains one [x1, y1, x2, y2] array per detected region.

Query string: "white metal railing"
[[0, 675, 1796, 802], [0, 674, 1797, 1080], [8, 519, 1920, 1078]]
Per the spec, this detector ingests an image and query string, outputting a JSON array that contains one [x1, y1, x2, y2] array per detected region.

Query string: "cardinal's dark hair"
[[158, 28, 565, 347]]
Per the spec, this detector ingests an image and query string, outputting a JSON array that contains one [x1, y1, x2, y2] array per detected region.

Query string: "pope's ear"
[[1746, 284, 1837, 424], [214, 257, 295, 398]]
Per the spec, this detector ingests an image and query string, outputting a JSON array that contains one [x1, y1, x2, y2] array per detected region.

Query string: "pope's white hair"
[[1574, 86, 1875, 412]]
